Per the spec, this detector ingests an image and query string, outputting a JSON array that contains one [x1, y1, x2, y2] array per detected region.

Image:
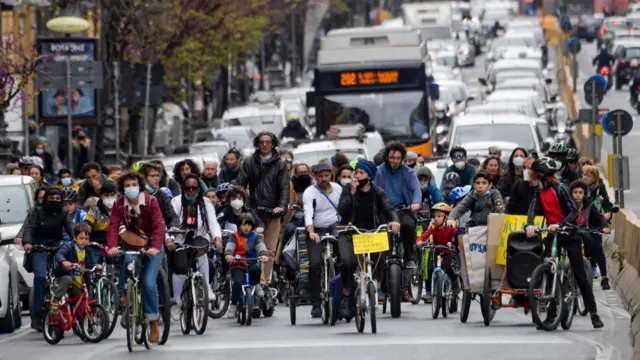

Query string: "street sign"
[[567, 37, 581, 54], [583, 75, 606, 106], [35, 61, 104, 90], [602, 109, 634, 136]]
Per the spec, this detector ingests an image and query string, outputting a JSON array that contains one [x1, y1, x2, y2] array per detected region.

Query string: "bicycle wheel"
[[99, 278, 119, 339], [288, 287, 297, 325], [322, 258, 336, 325], [482, 266, 492, 327], [367, 281, 377, 334], [389, 263, 402, 318], [209, 263, 231, 319], [157, 267, 172, 345], [355, 286, 366, 333], [460, 291, 472, 323], [42, 311, 63, 345], [192, 276, 209, 335], [411, 253, 424, 305], [180, 283, 192, 335], [528, 263, 564, 331], [81, 303, 109, 343], [125, 281, 136, 352], [561, 268, 576, 330], [432, 272, 442, 319], [245, 287, 253, 326], [442, 277, 451, 318]]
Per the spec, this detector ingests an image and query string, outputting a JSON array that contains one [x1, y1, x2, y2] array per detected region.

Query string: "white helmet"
[[435, 102, 447, 112]]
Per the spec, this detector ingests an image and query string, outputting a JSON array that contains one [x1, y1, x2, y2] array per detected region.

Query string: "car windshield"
[[420, 26, 452, 41], [453, 124, 535, 149], [225, 115, 282, 134], [294, 149, 364, 165], [322, 91, 428, 138], [627, 47, 640, 58], [189, 143, 229, 156], [0, 185, 31, 225]]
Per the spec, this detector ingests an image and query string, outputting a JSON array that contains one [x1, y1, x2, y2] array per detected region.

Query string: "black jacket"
[[592, 52, 614, 69], [577, 199, 608, 230], [559, 167, 579, 186], [54, 241, 96, 277], [506, 179, 540, 216], [337, 183, 399, 227], [151, 189, 179, 229], [280, 122, 309, 140], [22, 206, 75, 246], [217, 206, 265, 230], [219, 166, 240, 184], [232, 151, 291, 219], [201, 175, 219, 190]]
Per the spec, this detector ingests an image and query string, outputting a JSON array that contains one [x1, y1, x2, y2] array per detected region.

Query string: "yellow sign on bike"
[[496, 215, 547, 265], [353, 232, 389, 254]]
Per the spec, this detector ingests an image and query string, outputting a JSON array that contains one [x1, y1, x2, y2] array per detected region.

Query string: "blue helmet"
[[160, 187, 173, 199], [216, 182, 233, 194], [449, 185, 472, 202]]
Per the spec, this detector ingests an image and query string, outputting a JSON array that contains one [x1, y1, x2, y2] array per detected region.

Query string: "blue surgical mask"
[[124, 186, 140, 200], [35, 148, 44, 155], [61, 178, 72, 187], [145, 184, 157, 193], [185, 195, 196, 203]]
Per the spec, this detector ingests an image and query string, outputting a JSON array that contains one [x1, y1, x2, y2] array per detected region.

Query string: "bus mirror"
[[306, 91, 315, 107]]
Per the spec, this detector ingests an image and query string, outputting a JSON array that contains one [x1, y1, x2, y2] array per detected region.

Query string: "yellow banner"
[[353, 232, 389, 255], [496, 215, 546, 265]]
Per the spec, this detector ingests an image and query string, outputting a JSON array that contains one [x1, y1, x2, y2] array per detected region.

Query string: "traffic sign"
[[583, 75, 606, 107], [567, 37, 581, 54], [602, 109, 634, 136]]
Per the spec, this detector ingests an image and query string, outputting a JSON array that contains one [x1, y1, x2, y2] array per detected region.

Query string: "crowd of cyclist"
[[8, 131, 613, 345]]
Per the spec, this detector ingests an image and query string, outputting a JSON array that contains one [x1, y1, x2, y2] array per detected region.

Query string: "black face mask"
[[78, 136, 86, 140], [357, 178, 369, 189], [293, 174, 313, 193], [45, 201, 62, 212], [407, 163, 416, 169]]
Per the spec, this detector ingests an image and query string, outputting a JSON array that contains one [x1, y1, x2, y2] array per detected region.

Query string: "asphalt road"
[[574, 42, 640, 213]]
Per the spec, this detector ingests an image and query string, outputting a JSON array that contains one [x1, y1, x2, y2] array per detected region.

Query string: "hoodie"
[[449, 188, 505, 226]]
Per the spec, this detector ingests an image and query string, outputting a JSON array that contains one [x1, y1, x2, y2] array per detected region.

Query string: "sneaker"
[[591, 313, 604, 329], [311, 305, 322, 318], [592, 267, 600, 279], [403, 290, 414, 302], [405, 260, 417, 269], [421, 294, 432, 303], [255, 285, 265, 298], [340, 296, 351, 319], [601, 277, 611, 290], [171, 304, 181, 322], [208, 286, 216, 302]]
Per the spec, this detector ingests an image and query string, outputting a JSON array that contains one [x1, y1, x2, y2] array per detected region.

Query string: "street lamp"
[[46, 16, 89, 173]]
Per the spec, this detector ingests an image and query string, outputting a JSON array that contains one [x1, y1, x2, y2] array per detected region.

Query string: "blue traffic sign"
[[592, 74, 607, 89], [584, 75, 607, 106], [567, 37, 581, 54], [602, 109, 634, 136]]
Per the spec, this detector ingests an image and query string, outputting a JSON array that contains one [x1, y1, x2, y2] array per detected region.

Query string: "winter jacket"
[[63, 207, 87, 241], [373, 163, 422, 208], [225, 231, 267, 268], [576, 198, 608, 230], [78, 174, 109, 205], [232, 151, 290, 219], [440, 164, 476, 192], [22, 207, 75, 246], [337, 183, 399, 227], [449, 188, 505, 226], [280, 122, 309, 140], [106, 193, 166, 251], [528, 182, 578, 227], [54, 241, 96, 277], [170, 196, 222, 242], [497, 170, 523, 199], [506, 180, 540, 216], [417, 183, 445, 218], [559, 167, 580, 186], [219, 166, 240, 184], [201, 175, 219, 190]]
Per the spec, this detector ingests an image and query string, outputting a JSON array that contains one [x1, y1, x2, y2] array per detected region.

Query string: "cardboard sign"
[[496, 215, 547, 265], [353, 232, 389, 254]]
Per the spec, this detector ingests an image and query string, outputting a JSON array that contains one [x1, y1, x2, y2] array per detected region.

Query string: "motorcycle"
[[630, 84, 640, 115], [598, 66, 613, 92], [435, 123, 450, 155]]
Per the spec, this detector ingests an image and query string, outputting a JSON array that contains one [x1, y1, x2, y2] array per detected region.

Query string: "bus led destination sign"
[[340, 70, 400, 86]]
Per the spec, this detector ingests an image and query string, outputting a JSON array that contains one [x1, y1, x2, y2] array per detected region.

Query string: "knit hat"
[[355, 160, 376, 179], [415, 166, 433, 180], [406, 151, 418, 160]]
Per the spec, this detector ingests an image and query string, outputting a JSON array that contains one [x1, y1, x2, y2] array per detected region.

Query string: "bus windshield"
[[321, 91, 428, 138]]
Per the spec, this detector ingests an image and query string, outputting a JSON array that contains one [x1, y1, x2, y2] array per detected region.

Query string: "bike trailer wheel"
[[460, 291, 472, 323], [482, 266, 492, 326]]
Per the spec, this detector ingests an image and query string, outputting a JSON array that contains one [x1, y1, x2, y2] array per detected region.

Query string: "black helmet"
[[444, 172, 461, 188], [62, 188, 79, 202], [548, 143, 568, 156], [449, 146, 467, 158], [531, 157, 559, 176], [566, 148, 579, 161]]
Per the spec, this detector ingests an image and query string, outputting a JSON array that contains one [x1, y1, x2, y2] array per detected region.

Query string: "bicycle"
[[29, 244, 63, 328], [207, 229, 232, 319], [254, 206, 278, 317], [419, 243, 456, 319], [86, 242, 119, 339], [42, 266, 109, 345], [233, 255, 262, 326], [343, 224, 391, 334], [168, 229, 210, 335]]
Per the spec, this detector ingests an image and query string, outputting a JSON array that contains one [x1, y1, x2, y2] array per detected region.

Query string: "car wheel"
[[0, 276, 16, 333]]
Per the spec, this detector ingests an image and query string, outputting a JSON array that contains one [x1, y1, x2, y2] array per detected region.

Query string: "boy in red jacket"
[[416, 203, 459, 302]]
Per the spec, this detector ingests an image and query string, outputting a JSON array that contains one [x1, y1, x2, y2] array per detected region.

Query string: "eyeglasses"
[[259, 140, 272, 145], [184, 186, 199, 191]]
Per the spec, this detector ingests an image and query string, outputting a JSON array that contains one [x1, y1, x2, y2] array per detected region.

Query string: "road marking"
[[159, 336, 571, 351], [596, 299, 632, 319], [0, 323, 32, 344]]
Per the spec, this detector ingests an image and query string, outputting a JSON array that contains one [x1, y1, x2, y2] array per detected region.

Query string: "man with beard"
[[303, 163, 342, 318], [201, 161, 220, 189], [219, 149, 242, 184]]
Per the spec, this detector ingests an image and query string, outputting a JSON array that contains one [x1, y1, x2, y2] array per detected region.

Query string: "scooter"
[[598, 66, 613, 92]]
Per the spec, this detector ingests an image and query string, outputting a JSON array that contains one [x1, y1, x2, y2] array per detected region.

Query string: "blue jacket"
[[424, 183, 445, 206], [54, 241, 96, 277], [63, 207, 87, 242], [373, 163, 422, 207]]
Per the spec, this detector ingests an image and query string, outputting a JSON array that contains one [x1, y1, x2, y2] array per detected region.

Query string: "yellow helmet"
[[132, 161, 144, 172], [431, 202, 452, 215]]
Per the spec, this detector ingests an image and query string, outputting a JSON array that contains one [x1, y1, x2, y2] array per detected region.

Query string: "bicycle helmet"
[[431, 202, 452, 215], [160, 187, 173, 199], [62, 188, 79, 202], [531, 157, 559, 176], [444, 172, 461, 188], [449, 145, 467, 158], [566, 148, 579, 162], [449, 185, 472, 202], [18, 156, 34, 166], [548, 143, 568, 156], [132, 161, 145, 172], [216, 182, 233, 194]]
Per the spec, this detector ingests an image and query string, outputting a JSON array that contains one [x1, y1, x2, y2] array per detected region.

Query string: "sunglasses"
[[184, 186, 199, 192], [452, 154, 465, 159]]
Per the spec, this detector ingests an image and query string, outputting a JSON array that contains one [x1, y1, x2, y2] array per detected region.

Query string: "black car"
[[575, 15, 603, 42]]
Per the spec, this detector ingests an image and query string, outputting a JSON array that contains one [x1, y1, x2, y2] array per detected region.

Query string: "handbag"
[[120, 230, 148, 251]]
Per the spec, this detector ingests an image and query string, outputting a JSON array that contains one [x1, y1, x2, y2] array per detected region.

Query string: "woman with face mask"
[[167, 173, 223, 320], [497, 148, 528, 199], [335, 165, 353, 186]]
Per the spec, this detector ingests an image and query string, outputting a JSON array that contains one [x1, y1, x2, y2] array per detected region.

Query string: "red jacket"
[[106, 193, 166, 250], [416, 224, 457, 256]]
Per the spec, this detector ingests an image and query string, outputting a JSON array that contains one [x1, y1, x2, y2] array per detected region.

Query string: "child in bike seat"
[[416, 203, 459, 302], [224, 213, 269, 319], [447, 170, 505, 228], [52, 223, 99, 309]]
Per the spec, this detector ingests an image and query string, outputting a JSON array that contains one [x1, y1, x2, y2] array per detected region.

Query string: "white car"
[[0, 175, 37, 333]]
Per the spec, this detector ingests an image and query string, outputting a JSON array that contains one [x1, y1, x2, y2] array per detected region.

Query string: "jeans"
[[397, 210, 416, 263], [583, 233, 607, 277], [231, 263, 261, 304], [544, 234, 597, 313], [31, 251, 49, 315], [307, 225, 336, 305], [119, 248, 164, 321]]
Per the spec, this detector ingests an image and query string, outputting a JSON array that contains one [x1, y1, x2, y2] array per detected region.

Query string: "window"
[[0, 185, 31, 225], [452, 124, 535, 150]]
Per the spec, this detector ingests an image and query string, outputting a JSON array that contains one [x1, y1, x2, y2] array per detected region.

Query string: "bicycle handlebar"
[[31, 244, 62, 252], [534, 224, 608, 236], [418, 243, 454, 251], [175, 243, 211, 252], [336, 224, 390, 235]]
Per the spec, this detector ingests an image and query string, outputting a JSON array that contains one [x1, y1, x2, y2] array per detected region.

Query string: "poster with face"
[[39, 39, 96, 118]]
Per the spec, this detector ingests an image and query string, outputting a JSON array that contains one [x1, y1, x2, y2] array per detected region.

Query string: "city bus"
[[306, 25, 437, 157]]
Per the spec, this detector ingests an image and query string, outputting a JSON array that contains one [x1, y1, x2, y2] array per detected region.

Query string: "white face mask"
[[523, 170, 530, 182], [340, 178, 352, 186], [102, 198, 115, 208], [512, 156, 525, 168], [230, 199, 244, 210], [454, 161, 466, 170]]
